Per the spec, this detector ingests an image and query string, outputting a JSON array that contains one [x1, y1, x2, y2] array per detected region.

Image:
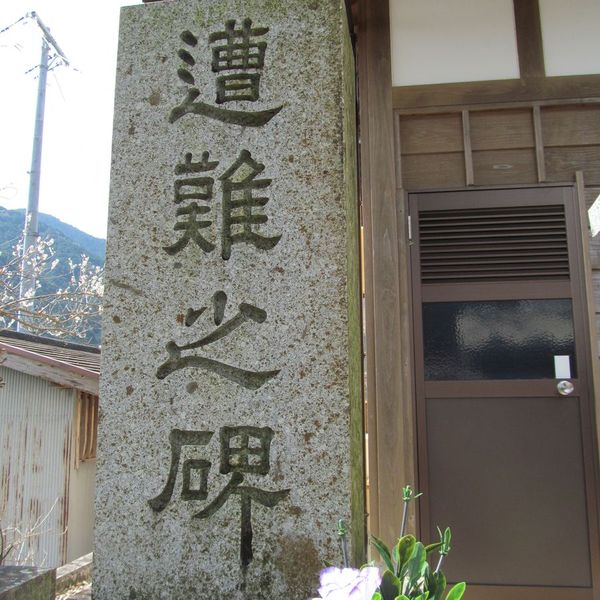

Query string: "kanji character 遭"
[[169, 21, 284, 126]]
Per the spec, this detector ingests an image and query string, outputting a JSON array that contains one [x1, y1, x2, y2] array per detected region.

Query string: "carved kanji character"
[[156, 291, 280, 389], [148, 429, 213, 512], [209, 19, 268, 103], [220, 150, 281, 260], [169, 24, 283, 125], [164, 152, 218, 255], [148, 426, 289, 570]]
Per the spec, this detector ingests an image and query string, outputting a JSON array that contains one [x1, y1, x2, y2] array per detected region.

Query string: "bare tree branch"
[[0, 234, 103, 342]]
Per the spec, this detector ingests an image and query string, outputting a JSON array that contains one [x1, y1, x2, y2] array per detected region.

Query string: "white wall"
[[390, 0, 600, 86], [66, 389, 95, 563], [66, 445, 96, 562], [539, 0, 600, 77], [390, 0, 520, 86]]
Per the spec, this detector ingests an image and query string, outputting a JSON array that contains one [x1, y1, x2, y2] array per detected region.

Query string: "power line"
[[0, 15, 26, 36]]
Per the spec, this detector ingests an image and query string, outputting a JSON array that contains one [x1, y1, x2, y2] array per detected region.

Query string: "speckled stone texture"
[[95, 1, 363, 598]]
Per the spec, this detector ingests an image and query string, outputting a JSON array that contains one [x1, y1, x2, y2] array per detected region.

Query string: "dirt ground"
[[56, 581, 92, 599]]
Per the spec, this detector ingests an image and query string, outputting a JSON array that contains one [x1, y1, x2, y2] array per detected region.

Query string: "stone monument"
[[95, 0, 363, 597]]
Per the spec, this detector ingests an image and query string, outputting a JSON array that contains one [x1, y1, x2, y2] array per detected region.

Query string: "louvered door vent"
[[418, 205, 569, 283]]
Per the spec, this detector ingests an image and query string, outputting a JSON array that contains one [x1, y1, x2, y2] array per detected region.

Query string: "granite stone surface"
[[95, 1, 362, 597]]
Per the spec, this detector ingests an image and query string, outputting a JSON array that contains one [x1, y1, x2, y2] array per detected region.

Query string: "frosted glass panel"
[[390, 0, 520, 86], [540, 0, 600, 76], [423, 299, 576, 380]]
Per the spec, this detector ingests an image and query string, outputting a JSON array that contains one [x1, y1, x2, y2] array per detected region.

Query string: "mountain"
[[0, 207, 105, 346], [0, 207, 105, 263]]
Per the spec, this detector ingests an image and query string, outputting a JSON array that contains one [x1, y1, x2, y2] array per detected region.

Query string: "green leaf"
[[392, 539, 400, 565], [380, 570, 401, 600], [402, 485, 424, 502], [394, 596, 410, 600], [399, 534, 417, 560], [439, 527, 452, 555], [402, 485, 414, 501], [393, 534, 416, 575], [400, 541, 427, 584], [371, 535, 395, 573], [371, 593, 383, 600], [425, 541, 443, 555], [427, 570, 446, 600], [445, 582, 466, 600]]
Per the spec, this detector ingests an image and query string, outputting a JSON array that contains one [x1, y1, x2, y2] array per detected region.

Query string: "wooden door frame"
[[354, 0, 600, 548], [355, 0, 414, 545]]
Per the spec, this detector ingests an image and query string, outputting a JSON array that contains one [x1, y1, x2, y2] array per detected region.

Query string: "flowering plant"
[[311, 486, 466, 600], [311, 566, 381, 600]]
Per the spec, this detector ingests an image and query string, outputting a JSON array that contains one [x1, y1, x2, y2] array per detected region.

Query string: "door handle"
[[557, 380, 574, 396]]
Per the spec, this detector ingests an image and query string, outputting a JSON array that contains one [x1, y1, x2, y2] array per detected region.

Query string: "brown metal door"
[[410, 186, 600, 600]]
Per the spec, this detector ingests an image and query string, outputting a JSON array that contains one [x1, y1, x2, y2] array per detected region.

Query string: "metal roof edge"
[[0, 342, 99, 395]]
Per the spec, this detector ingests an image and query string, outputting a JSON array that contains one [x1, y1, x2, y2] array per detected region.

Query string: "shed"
[[0, 330, 99, 568]]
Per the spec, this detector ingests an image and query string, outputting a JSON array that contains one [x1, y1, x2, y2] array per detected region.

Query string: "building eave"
[[0, 342, 99, 395]]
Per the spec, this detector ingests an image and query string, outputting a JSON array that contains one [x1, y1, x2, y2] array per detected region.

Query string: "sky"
[[0, 0, 142, 240]]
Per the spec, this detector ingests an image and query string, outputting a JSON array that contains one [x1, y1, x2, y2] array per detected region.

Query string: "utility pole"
[[19, 37, 48, 318], [17, 12, 69, 331]]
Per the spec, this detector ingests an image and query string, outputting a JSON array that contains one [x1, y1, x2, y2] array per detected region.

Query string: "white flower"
[[312, 566, 381, 600]]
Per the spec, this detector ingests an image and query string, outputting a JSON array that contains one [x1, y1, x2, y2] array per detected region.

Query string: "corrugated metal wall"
[[0, 366, 75, 567]]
